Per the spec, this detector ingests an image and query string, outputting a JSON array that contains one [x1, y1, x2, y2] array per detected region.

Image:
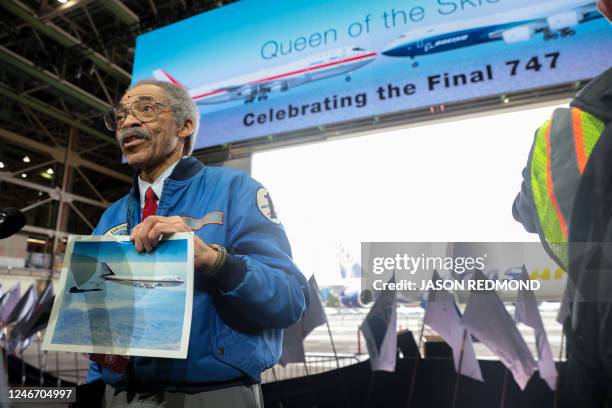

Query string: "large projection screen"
[[252, 103, 564, 286], [133, 0, 612, 150]]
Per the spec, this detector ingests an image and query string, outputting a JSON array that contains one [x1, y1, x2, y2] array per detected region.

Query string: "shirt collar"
[[137, 160, 180, 208]]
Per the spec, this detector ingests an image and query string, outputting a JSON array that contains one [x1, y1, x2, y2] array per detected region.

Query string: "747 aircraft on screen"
[[152, 0, 600, 105], [382, 0, 601, 63], [153, 46, 377, 104]]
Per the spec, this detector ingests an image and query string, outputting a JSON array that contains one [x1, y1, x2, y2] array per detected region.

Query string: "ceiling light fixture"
[[27, 238, 47, 245], [22, 156, 30, 163]]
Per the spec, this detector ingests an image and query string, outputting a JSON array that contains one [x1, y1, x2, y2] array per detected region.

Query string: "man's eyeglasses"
[[103, 100, 172, 131]]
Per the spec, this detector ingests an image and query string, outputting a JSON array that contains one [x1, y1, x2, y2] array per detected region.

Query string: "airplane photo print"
[[42, 234, 194, 359]]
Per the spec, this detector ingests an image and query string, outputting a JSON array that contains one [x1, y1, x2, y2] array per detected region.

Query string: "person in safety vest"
[[513, 1, 612, 405]]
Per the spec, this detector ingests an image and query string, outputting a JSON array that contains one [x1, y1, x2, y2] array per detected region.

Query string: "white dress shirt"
[[137, 160, 180, 209]]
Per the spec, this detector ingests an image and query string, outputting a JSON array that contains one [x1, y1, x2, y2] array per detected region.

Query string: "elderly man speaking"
[[86, 80, 309, 407]]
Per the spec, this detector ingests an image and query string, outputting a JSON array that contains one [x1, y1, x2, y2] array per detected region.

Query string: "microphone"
[[0, 208, 26, 239]]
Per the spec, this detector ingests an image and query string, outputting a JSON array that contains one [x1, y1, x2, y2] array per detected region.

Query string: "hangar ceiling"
[[0, 0, 234, 244]]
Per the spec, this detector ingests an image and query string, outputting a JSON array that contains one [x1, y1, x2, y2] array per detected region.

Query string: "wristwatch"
[[209, 244, 227, 275]]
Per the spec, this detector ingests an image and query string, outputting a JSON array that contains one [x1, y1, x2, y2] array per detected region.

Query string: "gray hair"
[[128, 79, 200, 156]]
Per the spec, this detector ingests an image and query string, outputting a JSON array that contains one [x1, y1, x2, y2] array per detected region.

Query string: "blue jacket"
[[86, 157, 309, 388]]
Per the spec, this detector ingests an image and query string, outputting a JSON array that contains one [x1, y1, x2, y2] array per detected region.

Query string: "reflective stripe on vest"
[[530, 107, 605, 270]]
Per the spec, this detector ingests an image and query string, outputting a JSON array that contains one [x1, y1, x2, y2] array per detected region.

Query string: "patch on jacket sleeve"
[[182, 212, 224, 230], [104, 223, 128, 236], [256, 187, 281, 225]]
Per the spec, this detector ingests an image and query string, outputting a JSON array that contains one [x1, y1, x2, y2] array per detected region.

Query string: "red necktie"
[[90, 353, 129, 373], [142, 187, 158, 220]]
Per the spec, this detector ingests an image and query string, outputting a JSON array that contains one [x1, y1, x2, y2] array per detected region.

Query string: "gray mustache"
[[117, 127, 152, 145]]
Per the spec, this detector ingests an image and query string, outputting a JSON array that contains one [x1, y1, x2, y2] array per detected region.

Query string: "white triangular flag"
[[9, 283, 55, 354], [424, 271, 482, 381], [0, 283, 21, 327], [6, 285, 37, 327], [359, 278, 397, 372], [515, 266, 558, 390], [301, 276, 328, 335], [279, 323, 306, 366], [461, 271, 536, 390], [279, 275, 328, 366]]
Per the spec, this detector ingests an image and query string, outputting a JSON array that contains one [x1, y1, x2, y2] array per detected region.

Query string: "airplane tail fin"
[[152, 69, 186, 90], [101, 262, 115, 277]]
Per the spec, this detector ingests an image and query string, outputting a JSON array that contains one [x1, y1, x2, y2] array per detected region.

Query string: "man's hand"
[[130, 215, 219, 274]]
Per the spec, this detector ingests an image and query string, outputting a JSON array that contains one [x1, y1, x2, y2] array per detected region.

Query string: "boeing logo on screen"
[[382, 0, 601, 64], [434, 34, 469, 46], [152, 46, 377, 105], [425, 34, 470, 52]]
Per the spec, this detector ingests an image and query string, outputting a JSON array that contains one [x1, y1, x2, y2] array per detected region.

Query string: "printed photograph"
[[43, 234, 193, 358]]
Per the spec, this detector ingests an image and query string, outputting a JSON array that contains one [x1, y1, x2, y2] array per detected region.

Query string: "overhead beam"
[[98, 0, 140, 27], [0, 171, 111, 209], [0, 0, 131, 83], [0, 83, 117, 146], [0, 128, 130, 183], [0, 46, 111, 112], [21, 224, 70, 238], [39, 0, 95, 21]]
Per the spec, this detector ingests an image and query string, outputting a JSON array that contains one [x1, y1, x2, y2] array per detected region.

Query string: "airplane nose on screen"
[[381, 41, 406, 57], [381, 47, 402, 57]]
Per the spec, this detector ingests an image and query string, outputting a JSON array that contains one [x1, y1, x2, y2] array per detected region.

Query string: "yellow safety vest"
[[530, 107, 605, 270]]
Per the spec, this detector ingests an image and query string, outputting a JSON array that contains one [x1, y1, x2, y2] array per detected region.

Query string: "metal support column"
[[52, 128, 77, 259]]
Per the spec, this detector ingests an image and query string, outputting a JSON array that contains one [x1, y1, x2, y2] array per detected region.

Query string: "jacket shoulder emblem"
[[256, 187, 281, 225], [104, 223, 128, 236]]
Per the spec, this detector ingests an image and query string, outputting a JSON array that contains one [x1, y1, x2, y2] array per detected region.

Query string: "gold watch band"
[[209, 244, 227, 275]]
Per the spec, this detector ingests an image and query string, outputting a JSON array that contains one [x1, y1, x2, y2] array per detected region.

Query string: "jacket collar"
[[127, 156, 205, 232], [130, 156, 205, 198], [169, 156, 205, 181], [572, 67, 612, 122]]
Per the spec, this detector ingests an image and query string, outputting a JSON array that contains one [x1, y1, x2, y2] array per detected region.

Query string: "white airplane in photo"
[[152, 46, 377, 105], [100, 262, 184, 289], [382, 0, 601, 62]]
